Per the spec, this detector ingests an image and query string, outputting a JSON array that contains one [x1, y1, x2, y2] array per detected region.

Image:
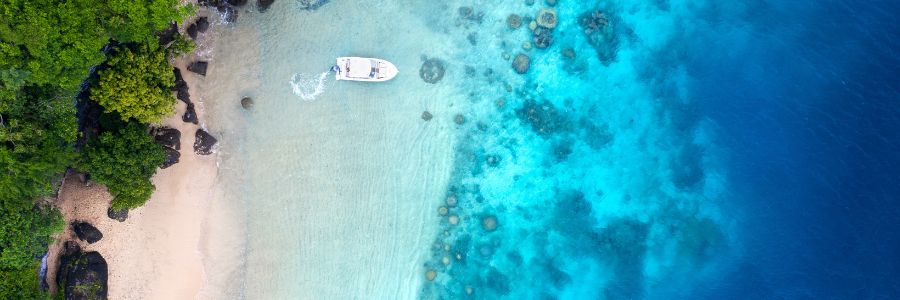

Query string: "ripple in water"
[[289, 72, 329, 101]]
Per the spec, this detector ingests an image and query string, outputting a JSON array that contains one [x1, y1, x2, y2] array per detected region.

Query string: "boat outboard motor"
[[330, 65, 340, 73]]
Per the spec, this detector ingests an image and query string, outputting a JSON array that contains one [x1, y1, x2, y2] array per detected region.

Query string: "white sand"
[[48, 56, 217, 299]]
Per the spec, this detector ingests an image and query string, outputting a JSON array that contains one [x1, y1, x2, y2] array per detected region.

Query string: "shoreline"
[[46, 46, 218, 299]]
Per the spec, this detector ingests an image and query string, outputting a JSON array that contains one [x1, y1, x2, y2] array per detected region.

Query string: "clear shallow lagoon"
[[195, 0, 900, 299]]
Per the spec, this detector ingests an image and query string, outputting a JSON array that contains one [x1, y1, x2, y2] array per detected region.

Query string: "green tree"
[[91, 46, 176, 123], [80, 122, 165, 210]]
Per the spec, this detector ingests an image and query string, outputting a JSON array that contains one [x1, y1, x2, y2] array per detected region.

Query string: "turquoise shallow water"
[[197, 0, 734, 299]]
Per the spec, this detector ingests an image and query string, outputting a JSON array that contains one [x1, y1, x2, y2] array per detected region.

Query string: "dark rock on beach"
[[56, 242, 108, 300], [188, 61, 208, 76], [161, 147, 181, 169], [183, 103, 199, 124], [221, 5, 238, 23], [173, 67, 190, 103], [156, 22, 179, 46], [153, 127, 181, 150], [72, 222, 103, 244], [194, 129, 218, 155], [187, 23, 199, 39], [196, 17, 210, 33], [107, 208, 128, 222], [419, 58, 446, 84], [226, 0, 247, 6], [297, 0, 328, 10], [258, 0, 275, 11], [512, 53, 530, 74]]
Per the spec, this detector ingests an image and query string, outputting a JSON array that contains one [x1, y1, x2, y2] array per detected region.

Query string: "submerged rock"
[[507, 14, 522, 29], [454, 114, 466, 125], [536, 8, 558, 29], [241, 97, 254, 110], [258, 0, 275, 12], [419, 58, 446, 84], [562, 47, 576, 59], [187, 61, 208, 76], [515, 99, 568, 136], [438, 206, 449, 216], [56, 242, 108, 300], [107, 207, 128, 222], [183, 103, 199, 124], [578, 10, 619, 64], [220, 5, 238, 23], [425, 270, 437, 281], [72, 222, 103, 244], [533, 26, 553, 49], [153, 127, 181, 150], [446, 195, 457, 207], [512, 53, 530, 74], [297, 0, 328, 10], [421, 111, 433, 121], [482, 215, 499, 231], [448, 214, 460, 225], [161, 147, 181, 169], [194, 129, 218, 155]]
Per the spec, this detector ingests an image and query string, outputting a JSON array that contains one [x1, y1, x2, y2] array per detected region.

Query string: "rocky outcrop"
[[183, 103, 199, 124], [187, 61, 208, 76], [297, 0, 328, 10], [194, 129, 217, 155], [512, 54, 530, 74], [188, 17, 210, 39], [56, 242, 108, 300], [258, 0, 275, 11], [419, 58, 445, 84], [107, 208, 128, 222], [161, 147, 181, 169], [72, 222, 103, 244], [152, 127, 181, 150]]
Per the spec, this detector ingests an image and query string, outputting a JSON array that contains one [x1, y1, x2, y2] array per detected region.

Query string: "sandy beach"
[[47, 57, 216, 299]]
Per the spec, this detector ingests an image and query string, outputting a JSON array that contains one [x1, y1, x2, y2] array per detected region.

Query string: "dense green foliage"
[[92, 46, 176, 123], [1, 0, 191, 295], [80, 122, 166, 210]]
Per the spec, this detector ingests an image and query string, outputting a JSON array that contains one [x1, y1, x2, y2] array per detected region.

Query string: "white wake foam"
[[289, 72, 329, 101]]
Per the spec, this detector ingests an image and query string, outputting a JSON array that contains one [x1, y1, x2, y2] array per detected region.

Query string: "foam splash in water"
[[289, 72, 329, 101]]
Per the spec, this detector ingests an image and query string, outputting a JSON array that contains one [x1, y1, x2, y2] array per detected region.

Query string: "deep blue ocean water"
[[416, 0, 900, 299]]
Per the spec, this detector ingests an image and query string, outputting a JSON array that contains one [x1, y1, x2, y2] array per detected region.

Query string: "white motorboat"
[[332, 57, 399, 82]]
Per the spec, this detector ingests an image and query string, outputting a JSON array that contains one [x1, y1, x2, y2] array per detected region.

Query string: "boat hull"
[[334, 57, 399, 82]]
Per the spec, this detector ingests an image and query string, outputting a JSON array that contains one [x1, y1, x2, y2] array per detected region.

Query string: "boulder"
[[241, 97, 254, 110], [153, 127, 181, 150], [421, 111, 433, 121], [156, 22, 179, 46], [107, 208, 128, 222], [194, 129, 218, 155], [161, 147, 181, 169], [56, 242, 108, 300], [188, 61, 208, 76], [72, 222, 103, 244], [507, 14, 522, 29], [258, 0, 276, 12], [512, 54, 530, 74], [419, 58, 445, 84], [183, 103, 199, 124], [187, 23, 199, 39], [536, 8, 558, 29], [173, 68, 190, 104], [297, 0, 328, 10], [222, 5, 238, 23], [196, 17, 210, 32]]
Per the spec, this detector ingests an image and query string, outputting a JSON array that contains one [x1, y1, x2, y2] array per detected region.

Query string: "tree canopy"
[[80, 122, 165, 210], [91, 46, 177, 123]]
